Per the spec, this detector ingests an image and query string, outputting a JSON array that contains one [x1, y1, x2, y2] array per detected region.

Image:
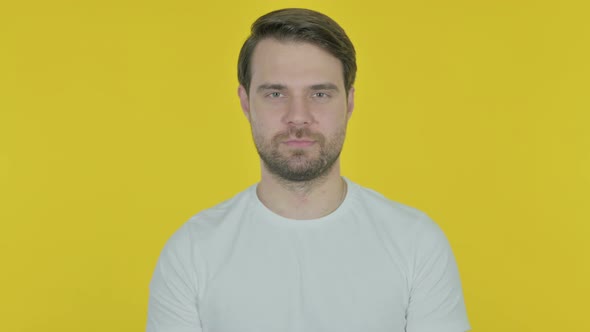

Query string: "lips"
[[283, 139, 315, 147], [273, 128, 324, 148]]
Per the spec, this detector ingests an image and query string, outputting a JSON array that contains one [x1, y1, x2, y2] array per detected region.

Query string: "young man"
[[147, 8, 470, 332]]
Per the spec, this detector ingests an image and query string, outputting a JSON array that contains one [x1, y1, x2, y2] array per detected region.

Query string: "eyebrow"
[[256, 84, 287, 93], [309, 83, 339, 91], [256, 83, 340, 93]]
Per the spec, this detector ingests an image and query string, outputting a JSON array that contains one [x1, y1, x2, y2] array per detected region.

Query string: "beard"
[[253, 126, 346, 182]]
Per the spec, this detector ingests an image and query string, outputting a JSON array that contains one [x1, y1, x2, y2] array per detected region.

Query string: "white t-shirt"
[[147, 178, 470, 332]]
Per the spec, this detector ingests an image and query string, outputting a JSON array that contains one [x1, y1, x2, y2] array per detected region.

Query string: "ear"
[[346, 87, 355, 120], [238, 85, 251, 121]]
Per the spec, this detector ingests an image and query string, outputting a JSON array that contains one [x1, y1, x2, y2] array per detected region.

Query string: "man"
[[147, 8, 470, 332]]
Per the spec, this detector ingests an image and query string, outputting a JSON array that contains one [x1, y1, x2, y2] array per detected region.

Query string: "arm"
[[405, 215, 471, 332], [147, 227, 203, 332]]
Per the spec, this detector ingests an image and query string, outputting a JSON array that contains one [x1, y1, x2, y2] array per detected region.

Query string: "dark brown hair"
[[237, 8, 356, 95]]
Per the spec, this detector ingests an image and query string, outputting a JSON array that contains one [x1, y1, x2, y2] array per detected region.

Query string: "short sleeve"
[[147, 226, 203, 332], [405, 215, 471, 332]]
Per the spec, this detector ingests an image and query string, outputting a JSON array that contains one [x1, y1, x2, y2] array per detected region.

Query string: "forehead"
[[249, 38, 344, 89]]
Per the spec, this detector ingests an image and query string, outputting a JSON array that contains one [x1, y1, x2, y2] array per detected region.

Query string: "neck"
[[256, 161, 347, 220]]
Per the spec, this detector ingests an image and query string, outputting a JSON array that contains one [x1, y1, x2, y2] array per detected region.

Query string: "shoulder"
[[162, 185, 255, 251], [348, 179, 441, 235], [185, 185, 254, 231], [343, 183, 469, 331], [346, 179, 454, 266]]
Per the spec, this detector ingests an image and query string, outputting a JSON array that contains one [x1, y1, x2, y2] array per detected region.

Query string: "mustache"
[[273, 127, 325, 142]]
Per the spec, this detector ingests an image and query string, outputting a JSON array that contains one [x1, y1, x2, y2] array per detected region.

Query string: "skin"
[[238, 38, 355, 220]]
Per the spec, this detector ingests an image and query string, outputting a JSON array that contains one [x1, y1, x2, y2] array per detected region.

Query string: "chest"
[[198, 225, 410, 332]]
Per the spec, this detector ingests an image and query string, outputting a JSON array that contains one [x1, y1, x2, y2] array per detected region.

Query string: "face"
[[238, 38, 354, 182]]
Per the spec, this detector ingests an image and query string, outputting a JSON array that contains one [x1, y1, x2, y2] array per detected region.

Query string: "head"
[[238, 8, 356, 96], [237, 8, 357, 183]]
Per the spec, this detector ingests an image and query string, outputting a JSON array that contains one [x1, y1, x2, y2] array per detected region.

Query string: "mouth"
[[283, 139, 316, 148]]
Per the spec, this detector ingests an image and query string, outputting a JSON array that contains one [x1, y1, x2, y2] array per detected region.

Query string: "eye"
[[267, 92, 283, 98], [313, 92, 329, 98]]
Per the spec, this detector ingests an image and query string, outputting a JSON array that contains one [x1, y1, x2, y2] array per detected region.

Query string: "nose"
[[283, 97, 313, 126]]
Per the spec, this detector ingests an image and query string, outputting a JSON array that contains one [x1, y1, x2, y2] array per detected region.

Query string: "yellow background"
[[1, 0, 588, 331]]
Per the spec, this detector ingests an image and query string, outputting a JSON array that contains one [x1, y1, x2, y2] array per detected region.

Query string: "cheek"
[[318, 110, 348, 130], [249, 116, 278, 145], [250, 100, 277, 121], [250, 117, 272, 135], [250, 109, 285, 134]]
